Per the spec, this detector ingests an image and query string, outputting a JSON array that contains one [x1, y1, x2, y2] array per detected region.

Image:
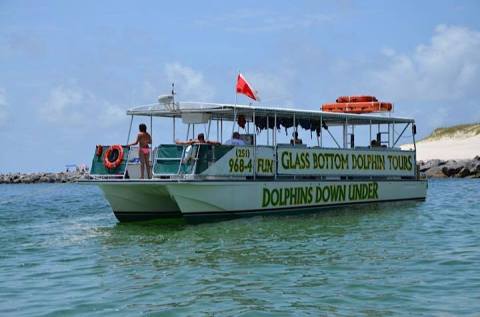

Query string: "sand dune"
[[401, 133, 480, 161]]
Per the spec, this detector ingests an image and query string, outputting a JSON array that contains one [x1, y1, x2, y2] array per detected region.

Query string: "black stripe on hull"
[[113, 211, 183, 222], [113, 197, 425, 224]]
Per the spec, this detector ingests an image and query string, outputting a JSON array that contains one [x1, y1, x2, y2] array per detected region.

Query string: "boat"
[[84, 95, 427, 223]]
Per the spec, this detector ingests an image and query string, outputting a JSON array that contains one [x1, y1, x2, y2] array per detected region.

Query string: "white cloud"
[[368, 25, 480, 102], [98, 104, 126, 125], [142, 80, 158, 101], [0, 88, 8, 126], [40, 85, 126, 127], [244, 71, 296, 106], [164, 63, 215, 101], [40, 85, 86, 124], [196, 11, 333, 33]]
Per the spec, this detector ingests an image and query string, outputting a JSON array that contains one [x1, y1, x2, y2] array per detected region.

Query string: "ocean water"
[[0, 180, 479, 317]]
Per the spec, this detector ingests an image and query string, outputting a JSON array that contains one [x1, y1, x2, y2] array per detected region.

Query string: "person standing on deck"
[[128, 123, 152, 179]]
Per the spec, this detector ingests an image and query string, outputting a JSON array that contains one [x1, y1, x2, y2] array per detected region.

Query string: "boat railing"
[[152, 144, 185, 176], [152, 144, 237, 178], [90, 145, 131, 179]]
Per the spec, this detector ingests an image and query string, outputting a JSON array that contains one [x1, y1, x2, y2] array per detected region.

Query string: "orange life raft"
[[322, 95, 392, 114], [335, 95, 378, 103]]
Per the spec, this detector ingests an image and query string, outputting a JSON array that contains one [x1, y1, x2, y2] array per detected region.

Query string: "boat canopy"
[[126, 101, 414, 127]]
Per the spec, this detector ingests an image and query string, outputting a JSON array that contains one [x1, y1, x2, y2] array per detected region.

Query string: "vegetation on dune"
[[421, 123, 480, 141]]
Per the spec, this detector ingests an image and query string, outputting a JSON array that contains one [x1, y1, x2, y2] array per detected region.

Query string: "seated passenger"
[[176, 133, 219, 145], [370, 139, 380, 147], [225, 132, 246, 146], [290, 131, 303, 145]]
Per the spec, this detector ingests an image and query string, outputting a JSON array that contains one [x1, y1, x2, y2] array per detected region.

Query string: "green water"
[[1, 180, 479, 316]]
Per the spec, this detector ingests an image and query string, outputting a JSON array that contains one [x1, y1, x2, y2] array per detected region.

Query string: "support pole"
[[173, 117, 176, 143], [325, 128, 341, 149], [266, 116, 269, 145], [413, 124, 417, 151], [320, 115, 323, 147], [393, 123, 410, 147], [274, 112, 277, 180], [378, 123, 381, 145], [232, 108, 237, 137], [232, 90, 238, 136], [206, 119, 212, 140], [388, 123, 391, 147], [392, 121, 395, 148], [387, 122, 390, 147], [274, 112, 277, 146], [272, 116, 275, 146], [253, 110, 256, 180], [126, 115, 133, 145], [150, 115, 153, 168], [369, 120, 372, 145], [351, 124, 355, 149], [293, 113, 296, 147], [413, 123, 417, 179]]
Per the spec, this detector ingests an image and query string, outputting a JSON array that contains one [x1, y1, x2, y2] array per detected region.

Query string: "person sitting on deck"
[[290, 131, 303, 145], [225, 132, 246, 146], [176, 133, 219, 164], [127, 123, 152, 179], [370, 139, 381, 147], [175, 133, 220, 145]]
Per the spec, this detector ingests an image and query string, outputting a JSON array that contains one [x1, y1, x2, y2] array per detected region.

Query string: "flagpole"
[[233, 71, 239, 135], [233, 94, 237, 135]]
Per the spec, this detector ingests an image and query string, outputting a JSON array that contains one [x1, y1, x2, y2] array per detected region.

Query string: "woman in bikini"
[[128, 123, 152, 179]]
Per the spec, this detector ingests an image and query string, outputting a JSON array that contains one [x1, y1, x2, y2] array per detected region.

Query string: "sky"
[[1, 0, 480, 172]]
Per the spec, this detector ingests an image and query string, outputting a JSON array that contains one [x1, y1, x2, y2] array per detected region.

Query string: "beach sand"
[[401, 134, 480, 161]]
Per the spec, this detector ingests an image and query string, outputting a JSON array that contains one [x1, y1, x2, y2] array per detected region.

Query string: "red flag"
[[236, 73, 259, 101]]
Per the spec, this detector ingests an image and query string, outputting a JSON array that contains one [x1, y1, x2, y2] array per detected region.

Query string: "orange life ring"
[[103, 145, 124, 170]]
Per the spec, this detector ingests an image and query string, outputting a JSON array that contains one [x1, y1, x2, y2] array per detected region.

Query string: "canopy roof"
[[126, 101, 414, 126]]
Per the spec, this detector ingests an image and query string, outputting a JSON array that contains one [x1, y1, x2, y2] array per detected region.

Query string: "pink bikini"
[[140, 147, 150, 156]]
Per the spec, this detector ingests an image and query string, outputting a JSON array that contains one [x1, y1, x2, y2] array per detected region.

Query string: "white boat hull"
[[94, 179, 427, 223], [97, 182, 181, 222]]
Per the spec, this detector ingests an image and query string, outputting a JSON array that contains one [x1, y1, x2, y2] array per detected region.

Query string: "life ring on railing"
[[95, 145, 103, 157], [103, 145, 124, 170]]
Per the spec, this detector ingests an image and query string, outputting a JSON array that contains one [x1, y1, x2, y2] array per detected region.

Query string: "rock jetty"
[[0, 171, 90, 184], [420, 156, 480, 178], [1, 157, 479, 183]]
